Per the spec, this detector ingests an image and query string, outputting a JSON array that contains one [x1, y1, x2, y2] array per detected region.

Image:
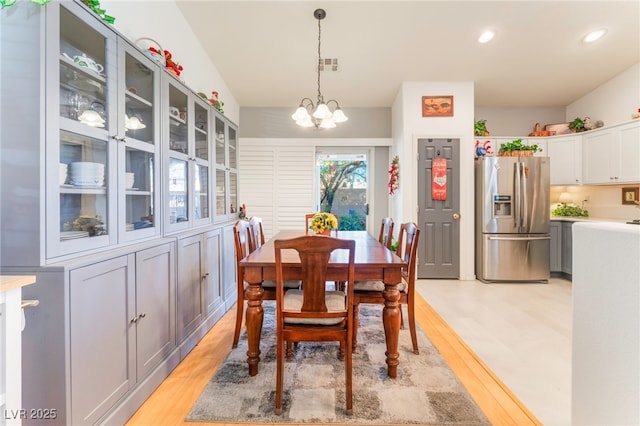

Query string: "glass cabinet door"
[[165, 82, 212, 231], [119, 41, 160, 241], [166, 82, 190, 230], [193, 101, 210, 223], [228, 124, 238, 216], [214, 115, 227, 218], [48, 2, 117, 257]]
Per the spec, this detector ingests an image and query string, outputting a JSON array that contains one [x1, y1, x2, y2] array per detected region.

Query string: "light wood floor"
[[125, 294, 541, 426]]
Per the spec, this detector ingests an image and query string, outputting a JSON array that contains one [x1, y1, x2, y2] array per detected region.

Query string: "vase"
[[316, 229, 331, 236]]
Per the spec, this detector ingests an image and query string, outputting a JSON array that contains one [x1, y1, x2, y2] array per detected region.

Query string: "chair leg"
[[275, 334, 284, 415], [338, 341, 345, 361], [407, 300, 419, 354], [232, 298, 244, 349], [400, 305, 405, 329], [352, 304, 360, 350], [345, 335, 353, 415], [286, 340, 294, 360]]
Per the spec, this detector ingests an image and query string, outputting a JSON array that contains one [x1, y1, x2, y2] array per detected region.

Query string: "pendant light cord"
[[316, 16, 323, 104]]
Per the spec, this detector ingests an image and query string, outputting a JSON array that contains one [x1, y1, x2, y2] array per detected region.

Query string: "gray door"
[[417, 138, 460, 278]]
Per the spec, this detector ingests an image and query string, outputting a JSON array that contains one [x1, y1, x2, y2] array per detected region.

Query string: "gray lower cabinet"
[[561, 222, 573, 276], [221, 224, 238, 310], [550, 220, 573, 279], [550, 222, 562, 272], [69, 242, 176, 425], [177, 229, 227, 357]]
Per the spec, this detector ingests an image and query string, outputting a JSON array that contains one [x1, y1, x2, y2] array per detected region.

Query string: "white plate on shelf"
[[60, 231, 89, 240]]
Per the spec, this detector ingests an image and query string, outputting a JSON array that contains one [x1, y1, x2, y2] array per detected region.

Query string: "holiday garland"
[[388, 155, 399, 195]]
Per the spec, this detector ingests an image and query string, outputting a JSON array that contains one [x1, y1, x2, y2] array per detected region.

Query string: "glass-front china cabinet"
[[164, 79, 212, 233], [214, 114, 238, 221], [47, 3, 162, 258]]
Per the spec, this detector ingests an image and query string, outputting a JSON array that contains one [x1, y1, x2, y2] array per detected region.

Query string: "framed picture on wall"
[[422, 96, 454, 117], [622, 187, 639, 205]]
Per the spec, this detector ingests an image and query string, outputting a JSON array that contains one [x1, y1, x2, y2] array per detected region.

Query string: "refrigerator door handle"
[[488, 236, 551, 241], [521, 162, 528, 230], [514, 162, 520, 229]]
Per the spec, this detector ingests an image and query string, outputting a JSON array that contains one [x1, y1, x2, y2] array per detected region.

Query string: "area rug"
[[187, 302, 490, 424]]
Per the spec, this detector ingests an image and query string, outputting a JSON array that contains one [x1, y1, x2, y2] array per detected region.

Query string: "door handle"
[[452, 213, 460, 220], [364, 203, 369, 215]]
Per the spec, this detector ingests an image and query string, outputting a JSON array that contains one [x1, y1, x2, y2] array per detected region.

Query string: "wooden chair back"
[[396, 222, 420, 286], [378, 217, 395, 250], [248, 216, 266, 251], [274, 235, 356, 415]]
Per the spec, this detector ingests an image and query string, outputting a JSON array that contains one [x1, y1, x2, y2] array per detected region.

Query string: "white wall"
[[101, 0, 240, 124], [566, 63, 640, 126], [393, 82, 475, 280]]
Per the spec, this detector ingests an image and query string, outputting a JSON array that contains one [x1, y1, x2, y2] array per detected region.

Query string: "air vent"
[[318, 58, 339, 72]]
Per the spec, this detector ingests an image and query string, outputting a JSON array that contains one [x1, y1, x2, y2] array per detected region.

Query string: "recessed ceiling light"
[[478, 30, 495, 44], [583, 28, 607, 43]]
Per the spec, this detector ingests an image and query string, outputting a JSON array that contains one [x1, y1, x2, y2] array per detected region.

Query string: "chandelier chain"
[[316, 16, 322, 104]]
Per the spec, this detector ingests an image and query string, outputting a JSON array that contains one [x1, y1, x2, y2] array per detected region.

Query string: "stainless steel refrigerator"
[[475, 156, 551, 282]]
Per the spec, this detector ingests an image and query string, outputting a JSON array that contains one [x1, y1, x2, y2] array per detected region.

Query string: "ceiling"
[[176, 1, 639, 109]]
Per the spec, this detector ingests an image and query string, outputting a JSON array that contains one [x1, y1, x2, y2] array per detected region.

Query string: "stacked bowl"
[[69, 162, 105, 187]]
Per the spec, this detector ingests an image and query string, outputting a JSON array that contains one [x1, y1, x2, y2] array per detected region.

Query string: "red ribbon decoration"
[[432, 158, 447, 200]]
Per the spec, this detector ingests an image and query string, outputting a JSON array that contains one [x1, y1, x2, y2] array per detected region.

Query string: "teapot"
[[64, 53, 104, 74]]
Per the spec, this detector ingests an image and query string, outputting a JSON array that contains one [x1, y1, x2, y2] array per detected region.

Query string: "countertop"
[[0, 275, 36, 293], [551, 216, 633, 224]]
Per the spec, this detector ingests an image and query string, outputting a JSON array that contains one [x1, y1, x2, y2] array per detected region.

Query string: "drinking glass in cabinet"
[[59, 131, 108, 240], [169, 158, 188, 224], [194, 164, 209, 220]]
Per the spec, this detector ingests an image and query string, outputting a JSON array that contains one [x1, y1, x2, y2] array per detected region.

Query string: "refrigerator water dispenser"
[[493, 195, 511, 216]]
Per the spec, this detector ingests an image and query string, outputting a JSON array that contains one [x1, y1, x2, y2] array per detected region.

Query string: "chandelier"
[[291, 9, 348, 129]]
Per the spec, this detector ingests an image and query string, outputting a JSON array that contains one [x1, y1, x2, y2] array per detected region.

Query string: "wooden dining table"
[[239, 230, 406, 378]]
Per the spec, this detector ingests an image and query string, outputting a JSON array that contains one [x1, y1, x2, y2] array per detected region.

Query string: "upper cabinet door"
[[164, 78, 213, 232], [117, 40, 162, 242], [47, 2, 118, 259]]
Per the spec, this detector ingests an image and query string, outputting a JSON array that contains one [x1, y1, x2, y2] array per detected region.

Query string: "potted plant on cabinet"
[[498, 138, 542, 157], [474, 119, 490, 136], [568, 117, 585, 133]]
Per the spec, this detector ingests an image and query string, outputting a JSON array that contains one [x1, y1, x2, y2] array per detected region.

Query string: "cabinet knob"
[[138, 312, 146, 319], [130, 317, 138, 323], [202, 272, 209, 280]]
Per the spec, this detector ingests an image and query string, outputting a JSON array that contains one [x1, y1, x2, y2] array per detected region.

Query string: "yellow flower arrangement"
[[310, 212, 338, 234]]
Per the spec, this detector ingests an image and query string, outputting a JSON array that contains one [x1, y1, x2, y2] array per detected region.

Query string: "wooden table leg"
[[245, 281, 264, 376], [382, 283, 401, 378]]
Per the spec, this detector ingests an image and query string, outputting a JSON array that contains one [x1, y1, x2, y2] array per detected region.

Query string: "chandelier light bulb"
[[313, 102, 331, 119], [331, 108, 348, 123], [319, 118, 336, 129], [291, 106, 309, 121]]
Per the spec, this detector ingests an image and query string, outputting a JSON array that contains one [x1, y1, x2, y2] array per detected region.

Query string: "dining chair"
[[233, 220, 300, 349], [352, 222, 420, 354], [248, 216, 265, 251], [378, 217, 395, 250], [274, 235, 356, 415]]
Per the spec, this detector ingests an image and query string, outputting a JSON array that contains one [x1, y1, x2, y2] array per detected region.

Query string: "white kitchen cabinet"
[[548, 135, 582, 185], [582, 121, 640, 184]]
